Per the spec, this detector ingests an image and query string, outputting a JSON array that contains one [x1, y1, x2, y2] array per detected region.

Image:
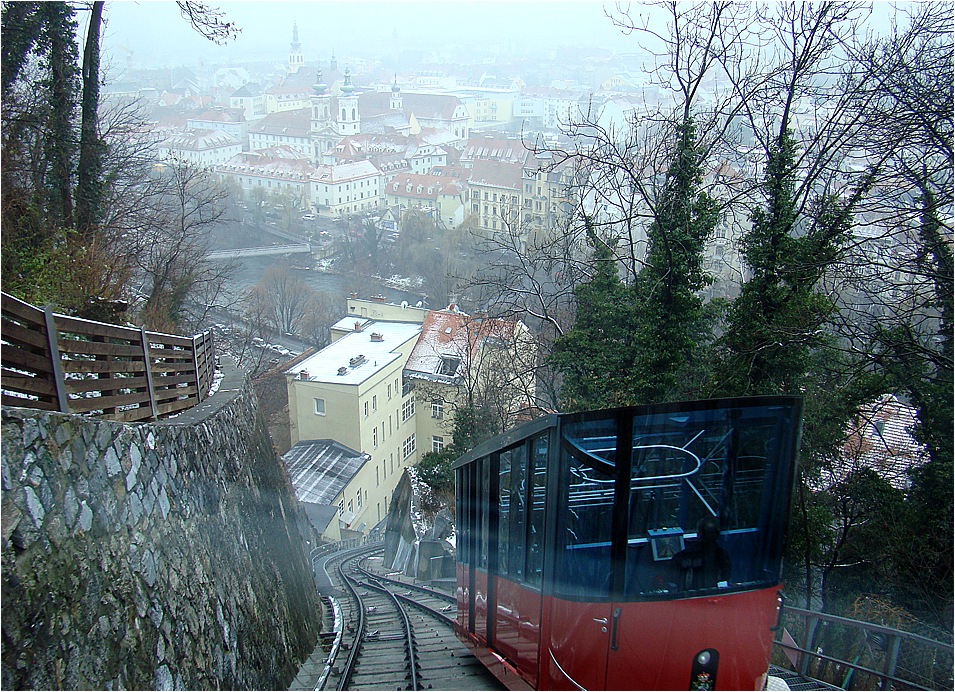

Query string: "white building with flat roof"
[[287, 318, 422, 537]]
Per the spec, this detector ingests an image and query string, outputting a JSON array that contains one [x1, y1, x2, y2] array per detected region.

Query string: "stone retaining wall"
[[1, 359, 322, 690]]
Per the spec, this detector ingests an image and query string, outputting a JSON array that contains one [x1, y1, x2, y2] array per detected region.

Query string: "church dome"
[[341, 67, 355, 94], [313, 68, 327, 94]]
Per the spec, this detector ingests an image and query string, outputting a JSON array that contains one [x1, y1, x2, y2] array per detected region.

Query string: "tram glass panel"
[[624, 401, 795, 598], [556, 416, 617, 600], [526, 435, 548, 588], [497, 445, 528, 579]]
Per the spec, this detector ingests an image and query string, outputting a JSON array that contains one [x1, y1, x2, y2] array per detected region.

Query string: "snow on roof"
[[161, 128, 240, 151], [404, 307, 517, 381], [404, 308, 471, 379], [289, 320, 421, 385], [282, 439, 369, 505], [820, 394, 929, 491], [312, 159, 381, 183], [331, 316, 372, 332]]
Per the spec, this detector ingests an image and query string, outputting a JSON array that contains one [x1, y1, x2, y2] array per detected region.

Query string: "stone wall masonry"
[[1, 358, 322, 690]]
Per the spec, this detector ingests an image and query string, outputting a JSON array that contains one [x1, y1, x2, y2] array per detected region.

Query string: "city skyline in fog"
[[100, 1, 643, 70]]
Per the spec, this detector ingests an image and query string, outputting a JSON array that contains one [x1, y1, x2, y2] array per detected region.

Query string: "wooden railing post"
[[43, 306, 69, 413], [139, 327, 158, 420], [193, 334, 204, 402]]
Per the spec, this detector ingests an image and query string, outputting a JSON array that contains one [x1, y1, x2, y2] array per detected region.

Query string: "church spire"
[[288, 22, 304, 73]]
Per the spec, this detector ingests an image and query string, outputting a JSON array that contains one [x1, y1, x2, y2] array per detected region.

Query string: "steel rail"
[[359, 577, 420, 690], [334, 556, 368, 691]]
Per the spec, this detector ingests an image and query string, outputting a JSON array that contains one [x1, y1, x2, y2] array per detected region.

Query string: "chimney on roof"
[[337, 366, 348, 376], [370, 332, 384, 342], [350, 292, 358, 299], [354, 321, 362, 331], [349, 354, 366, 367], [299, 370, 310, 380]]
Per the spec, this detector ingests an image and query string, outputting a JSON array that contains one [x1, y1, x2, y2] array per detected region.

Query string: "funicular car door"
[[491, 437, 547, 686], [545, 417, 617, 691], [601, 398, 802, 690]]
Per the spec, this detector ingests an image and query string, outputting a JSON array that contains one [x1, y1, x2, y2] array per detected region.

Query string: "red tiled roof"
[[248, 107, 310, 137], [467, 159, 523, 190], [387, 173, 463, 200], [823, 394, 930, 491], [405, 308, 517, 379], [462, 136, 532, 165]]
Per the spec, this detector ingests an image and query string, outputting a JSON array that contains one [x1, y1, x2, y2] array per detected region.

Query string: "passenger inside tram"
[[671, 515, 731, 590]]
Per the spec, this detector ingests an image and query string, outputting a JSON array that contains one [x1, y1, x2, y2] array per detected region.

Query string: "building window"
[[356, 488, 362, 508], [372, 394, 377, 411], [402, 434, 416, 459], [348, 500, 353, 512], [339, 499, 344, 515], [364, 401, 369, 417], [401, 396, 415, 422], [387, 383, 392, 399], [373, 427, 378, 447], [431, 399, 444, 419], [314, 398, 326, 415], [432, 435, 444, 453]]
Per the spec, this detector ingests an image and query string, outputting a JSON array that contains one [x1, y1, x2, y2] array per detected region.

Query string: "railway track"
[[291, 541, 504, 691]]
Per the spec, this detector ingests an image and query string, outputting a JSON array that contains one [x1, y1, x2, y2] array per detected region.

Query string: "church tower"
[[310, 68, 333, 163], [336, 66, 360, 137], [288, 22, 304, 74], [390, 75, 402, 111]]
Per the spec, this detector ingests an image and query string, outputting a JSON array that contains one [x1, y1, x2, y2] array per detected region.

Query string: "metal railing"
[[773, 604, 954, 690]]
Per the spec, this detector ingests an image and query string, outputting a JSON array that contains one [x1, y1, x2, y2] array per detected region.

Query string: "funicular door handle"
[[593, 616, 608, 633], [610, 608, 621, 650]]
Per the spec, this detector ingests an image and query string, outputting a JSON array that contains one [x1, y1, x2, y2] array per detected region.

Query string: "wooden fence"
[[1, 292, 216, 422]]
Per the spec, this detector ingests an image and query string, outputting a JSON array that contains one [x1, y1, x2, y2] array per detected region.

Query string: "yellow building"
[[284, 300, 537, 541], [286, 317, 423, 537]]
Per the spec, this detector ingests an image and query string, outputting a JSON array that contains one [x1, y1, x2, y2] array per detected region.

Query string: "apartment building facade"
[[287, 317, 424, 537], [157, 129, 242, 167], [310, 160, 384, 217], [284, 299, 536, 541]]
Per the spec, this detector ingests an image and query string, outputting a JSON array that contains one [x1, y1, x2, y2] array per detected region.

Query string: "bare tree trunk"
[[76, 0, 104, 236]]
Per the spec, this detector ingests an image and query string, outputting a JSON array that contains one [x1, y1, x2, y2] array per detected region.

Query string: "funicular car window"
[[557, 416, 617, 599], [508, 445, 527, 580], [526, 435, 548, 588], [498, 450, 511, 576], [497, 445, 528, 579], [480, 456, 490, 570], [623, 401, 797, 598], [457, 467, 469, 564]]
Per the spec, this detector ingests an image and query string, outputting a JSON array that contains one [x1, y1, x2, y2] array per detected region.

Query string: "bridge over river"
[[207, 243, 312, 260]]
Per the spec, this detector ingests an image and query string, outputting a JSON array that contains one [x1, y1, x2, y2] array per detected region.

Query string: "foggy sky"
[[100, 1, 641, 69]]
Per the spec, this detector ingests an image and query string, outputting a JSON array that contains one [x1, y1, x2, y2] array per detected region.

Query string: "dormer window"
[[438, 357, 460, 376]]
